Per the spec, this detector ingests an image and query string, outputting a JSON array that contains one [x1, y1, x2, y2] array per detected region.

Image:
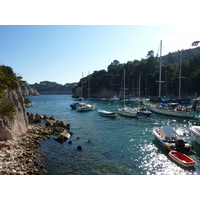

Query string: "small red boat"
[[168, 151, 196, 168]]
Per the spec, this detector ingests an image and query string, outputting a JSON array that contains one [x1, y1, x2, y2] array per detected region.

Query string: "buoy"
[[108, 103, 110, 106]]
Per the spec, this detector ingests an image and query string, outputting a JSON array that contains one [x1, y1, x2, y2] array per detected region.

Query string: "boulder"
[[55, 135, 67, 143], [45, 119, 56, 126], [55, 130, 71, 143], [28, 114, 35, 123], [77, 145, 82, 150], [53, 126, 65, 133], [34, 114, 41, 123], [43, 115, 48, 120], [55, 119, 67, 127]]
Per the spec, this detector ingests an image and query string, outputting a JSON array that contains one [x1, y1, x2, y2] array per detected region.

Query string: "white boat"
[[168, 151, 196, 168], [135, 74, 152, 116], [146, 102, 196, 118], [109, 95, 119, 101], [117, 68, 138, 117], [76, 104, 95, 111], [98, 109, 117, 117], [26, 102, 34, 108], [76, 72, 95, 111], [71, 102, 86, 109], [189, 120, 200, 145], [153, 126, 194, 153], [117, 107, 138, 117]]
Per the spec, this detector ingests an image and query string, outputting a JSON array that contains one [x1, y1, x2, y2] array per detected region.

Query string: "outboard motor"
[[175, 139, 185, 152]]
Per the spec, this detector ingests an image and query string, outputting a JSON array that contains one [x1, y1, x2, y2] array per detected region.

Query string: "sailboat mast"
[[138, 74, 141, 108], [88, 71, 90, 102], [179, 51, 182, 100], [81, 72, 84, 98], [124, 68, 125, 107], [159, 40, 162, 98]]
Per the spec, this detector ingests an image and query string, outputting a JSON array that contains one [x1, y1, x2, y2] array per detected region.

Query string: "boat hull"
[[168, 151, 196, 167], [147, 104, 196, 118], [153, 128, 193, 153], [189, 126, 200, 145], [117, 107, 137, 117], [76, 104, 95, 111], [98, 109, 117, 117]]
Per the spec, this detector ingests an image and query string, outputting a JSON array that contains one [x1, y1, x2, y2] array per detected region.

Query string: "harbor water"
[[27, 95, 200, 175]]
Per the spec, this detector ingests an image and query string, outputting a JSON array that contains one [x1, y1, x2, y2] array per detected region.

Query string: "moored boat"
[[76, 103, 95, 111], [117, 68, 138, 118], [117, 107, 138, 117], [153, 126, 194, 153], [145, 101, 197, 118], [98, 109, 117, 117], [137, 107, 152, 116], [189, 120, 200, 145], [168, 151, 196, 167]]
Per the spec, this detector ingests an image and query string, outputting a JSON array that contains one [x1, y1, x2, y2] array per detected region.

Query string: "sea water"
[[26, 95, 200, 175]]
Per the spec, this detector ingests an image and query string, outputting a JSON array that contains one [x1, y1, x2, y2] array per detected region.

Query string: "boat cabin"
[[160, 126, 177, 141]]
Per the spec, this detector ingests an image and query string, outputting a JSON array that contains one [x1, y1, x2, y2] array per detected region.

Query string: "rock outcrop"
[[0, 66, 28, 141], [21, 85, 39, 96]]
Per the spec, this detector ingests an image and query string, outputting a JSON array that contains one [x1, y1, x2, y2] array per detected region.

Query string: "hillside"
[[162, 46, 200, 64], [30, 81, 78, 94], [72, 46, 200, 100]]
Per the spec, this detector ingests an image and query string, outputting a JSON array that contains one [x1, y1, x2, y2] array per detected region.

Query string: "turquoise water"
[[27, 95, 200, 175]]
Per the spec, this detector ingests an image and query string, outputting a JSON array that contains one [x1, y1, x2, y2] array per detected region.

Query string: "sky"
[[0, 1, 200, 85]]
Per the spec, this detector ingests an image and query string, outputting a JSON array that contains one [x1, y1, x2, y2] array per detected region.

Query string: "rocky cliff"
[[0, 66, 28, 141], [21, 85, 39, 96]]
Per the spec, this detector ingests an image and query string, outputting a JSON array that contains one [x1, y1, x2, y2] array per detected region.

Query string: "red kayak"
[[168, 151, 196, 167]]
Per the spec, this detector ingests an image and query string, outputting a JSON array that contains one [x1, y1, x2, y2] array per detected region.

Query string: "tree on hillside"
[[192, 41, 200, 47], [111, 60, 120, 65], [146, 50, 154, 58]]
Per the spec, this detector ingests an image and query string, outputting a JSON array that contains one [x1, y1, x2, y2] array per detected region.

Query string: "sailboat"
[[76, 72, 96, 112], [145, 40, 197, 118], [117, 68, 138, 117], [136, 74, 152, 116]]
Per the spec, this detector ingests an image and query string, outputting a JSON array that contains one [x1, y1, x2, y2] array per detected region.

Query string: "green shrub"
[[0, 102, 15, 117]]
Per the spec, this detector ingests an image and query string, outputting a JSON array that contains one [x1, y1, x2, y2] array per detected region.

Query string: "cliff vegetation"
[[73, 47, 200, 99], [0, 65, 28, 141]]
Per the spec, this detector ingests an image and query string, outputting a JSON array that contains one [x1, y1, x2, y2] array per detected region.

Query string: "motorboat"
[[189, 120, 200, 145], [98, 109, 117, 117], [25, 102, 34, 108], [76, 103, 95, 111], [70, 102, 86, 109], [109, 95, 119, 101], [153, 126, 194, 153], [137, 107, 152, 116], [117, 107, 138, 117], [168, 151, 196, 168]]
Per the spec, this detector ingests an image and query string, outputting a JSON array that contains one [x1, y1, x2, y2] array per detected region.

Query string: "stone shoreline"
[[0, 119, 73, 175]]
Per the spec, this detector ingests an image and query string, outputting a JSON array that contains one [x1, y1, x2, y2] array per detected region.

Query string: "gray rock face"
[[21, 85, 39, 96], [0, 66, 28, 141]]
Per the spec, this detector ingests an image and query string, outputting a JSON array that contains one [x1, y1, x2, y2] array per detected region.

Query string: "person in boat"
[[0, 142, 17, 149]]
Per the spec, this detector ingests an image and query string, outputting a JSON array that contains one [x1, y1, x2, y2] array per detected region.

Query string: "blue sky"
[[0, 25, 200, 85], [0, 0, 200, 85]]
